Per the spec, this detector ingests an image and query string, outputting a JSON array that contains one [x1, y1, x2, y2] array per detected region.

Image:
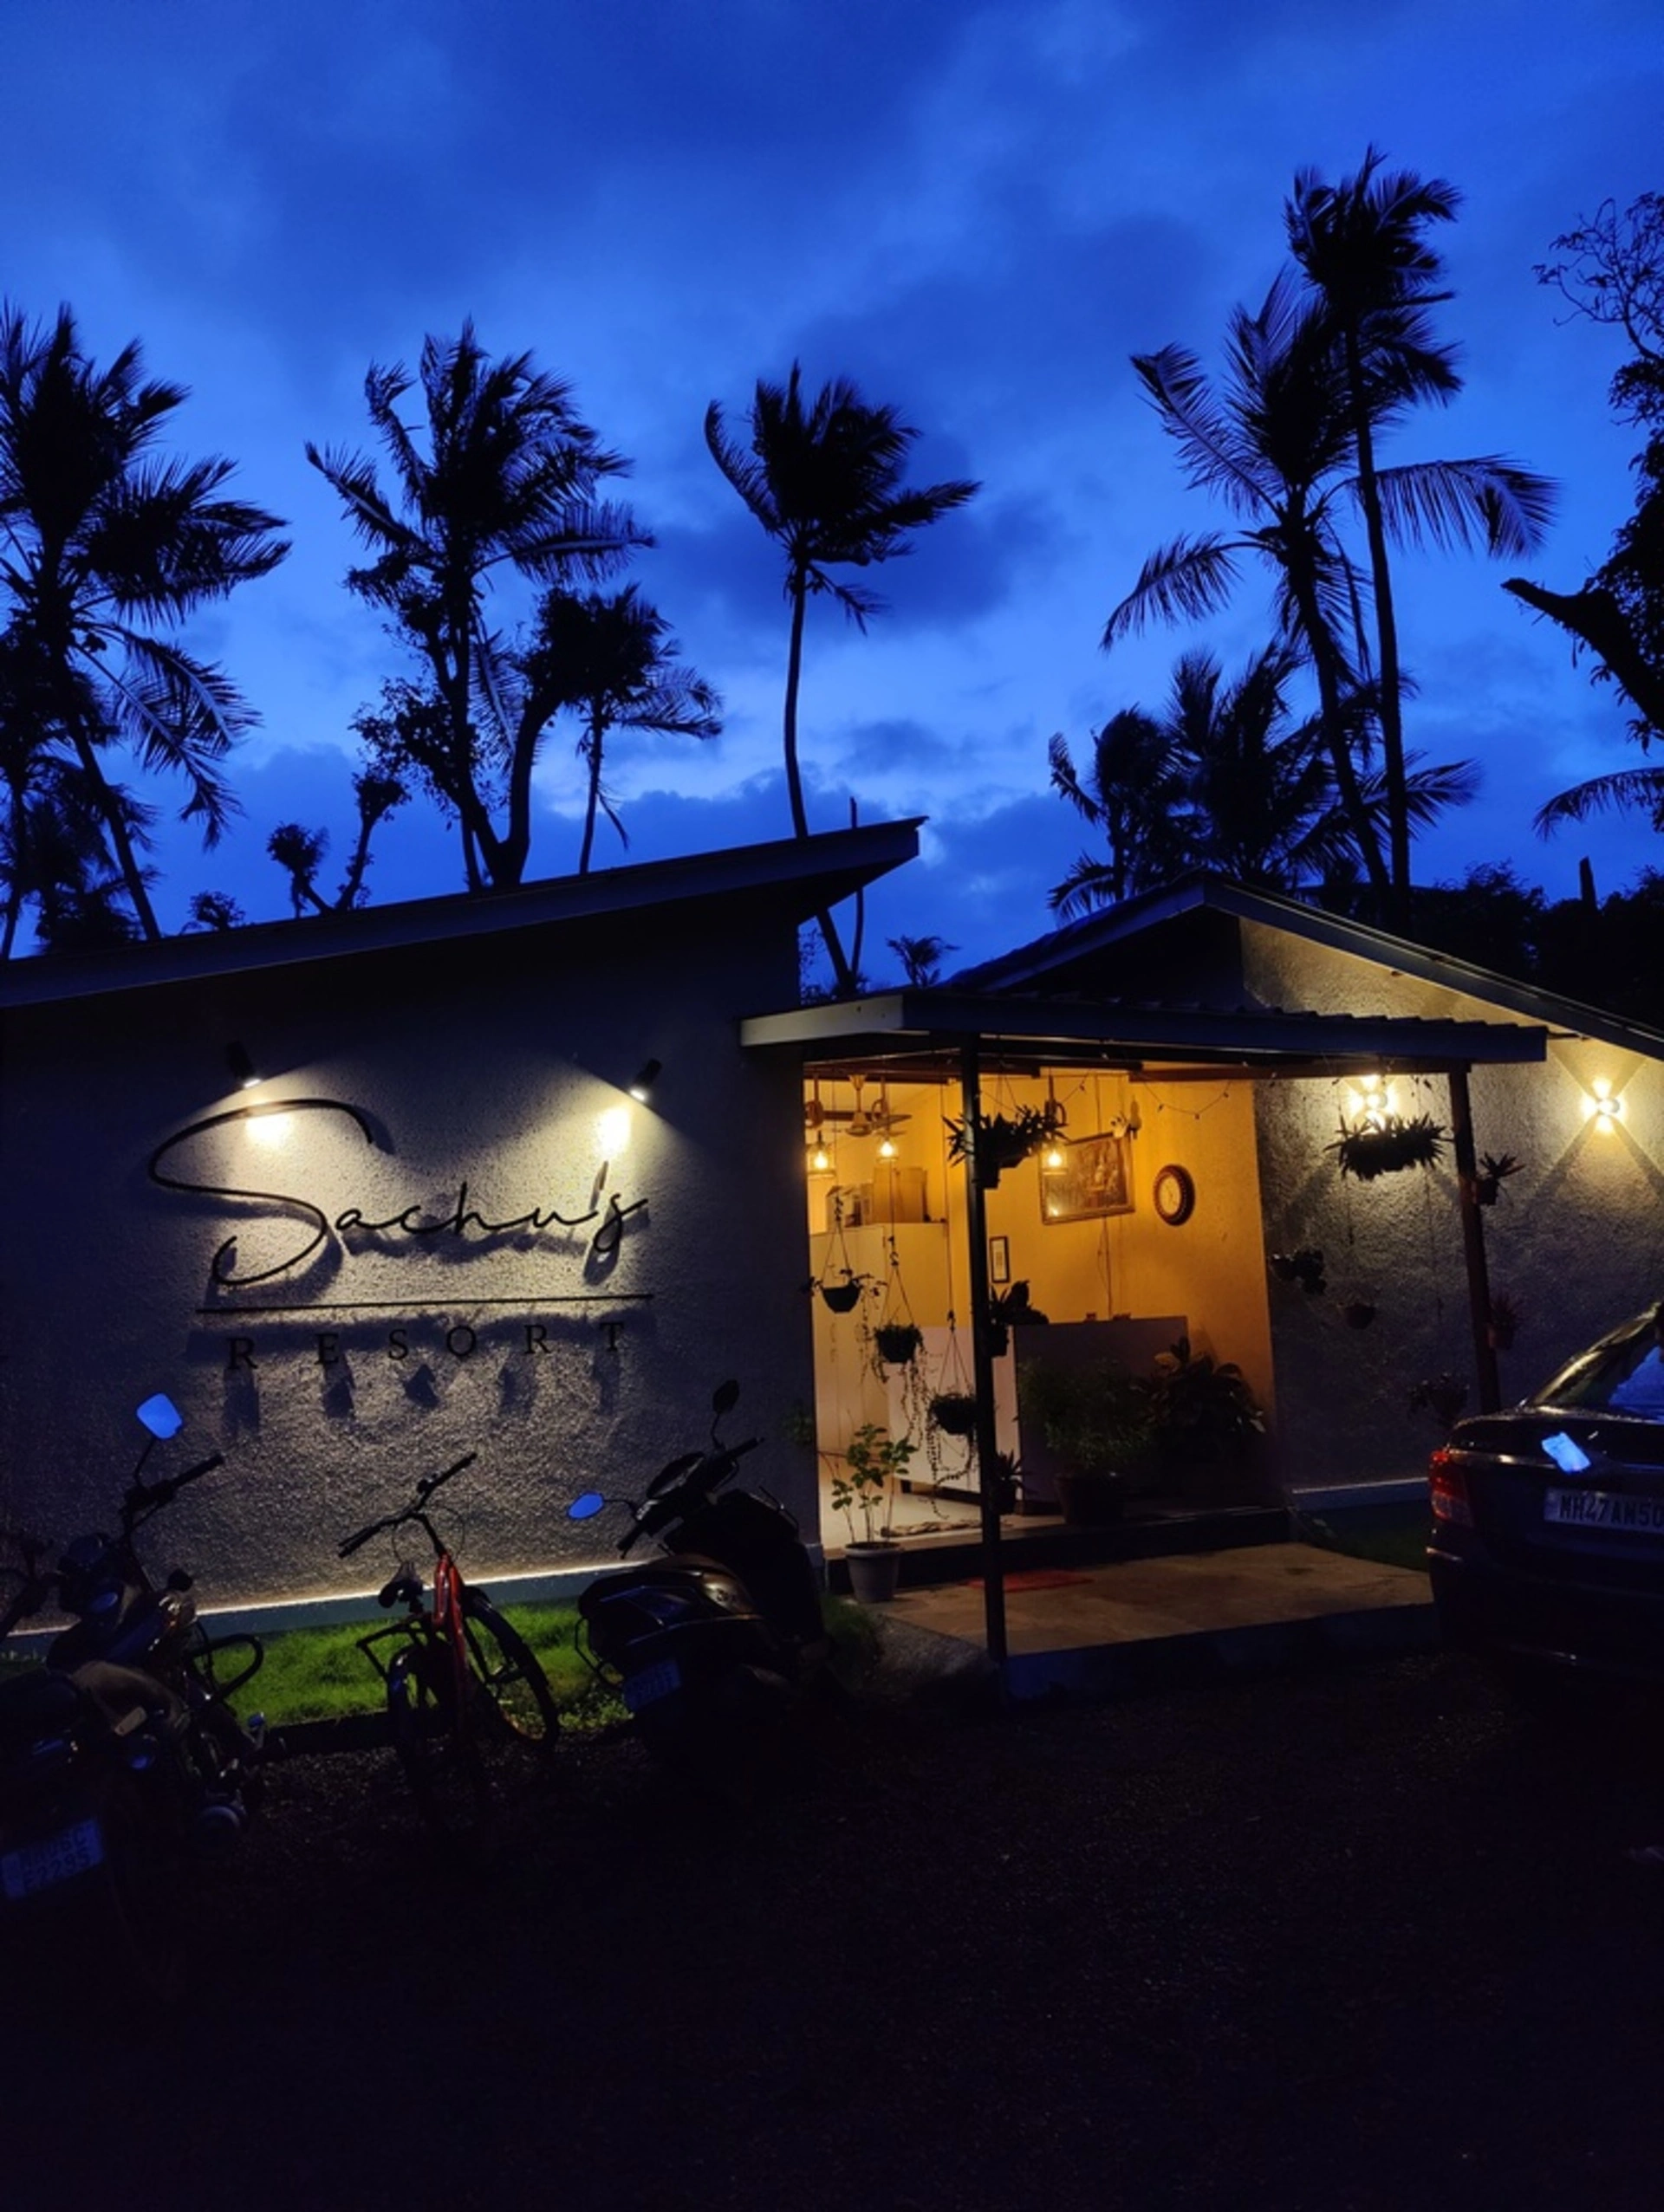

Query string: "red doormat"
[[966, 1569, 1094, 1593]]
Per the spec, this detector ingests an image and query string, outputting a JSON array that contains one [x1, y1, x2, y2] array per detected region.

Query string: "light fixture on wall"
[[1589, 1078, 1623, 1131], [628, 1058, 662, 1103], [1340, 1073, 1393, 1133], [225, 1041, 261, 1090]]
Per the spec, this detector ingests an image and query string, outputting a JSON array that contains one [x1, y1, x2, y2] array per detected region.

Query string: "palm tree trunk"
[[1345, 331, 1412, 929], [578, 708, 603, 875], [782, 566, 812, 841], [60, 710, 161, 939], [1286, 567, 1392, 904]]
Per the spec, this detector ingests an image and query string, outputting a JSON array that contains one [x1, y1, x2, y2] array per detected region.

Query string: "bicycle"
[[336, 1453, 559, 1839]]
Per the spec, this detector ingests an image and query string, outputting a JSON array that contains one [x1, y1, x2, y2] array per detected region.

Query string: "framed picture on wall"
[[989, 1234, 1011, 1284], [1039, 1132, 1134, 1223]]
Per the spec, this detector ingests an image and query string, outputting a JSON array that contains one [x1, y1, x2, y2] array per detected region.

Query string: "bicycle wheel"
[[385, 1631, 491, 1839], [460, 1593, 559, 1746]]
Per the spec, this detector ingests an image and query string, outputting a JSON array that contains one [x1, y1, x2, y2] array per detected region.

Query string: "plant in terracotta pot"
[[833, 1424, 915, 1602], [1015, 1358, 1156, 1525]]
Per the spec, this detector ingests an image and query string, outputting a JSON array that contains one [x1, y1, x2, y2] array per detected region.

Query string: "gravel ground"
[[10, 1641, 1664, 2212]]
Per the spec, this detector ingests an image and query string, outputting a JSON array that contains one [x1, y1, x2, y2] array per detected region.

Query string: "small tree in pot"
[[833, 1424, 915, 1602], [1016, 1358, 1156, 1524]]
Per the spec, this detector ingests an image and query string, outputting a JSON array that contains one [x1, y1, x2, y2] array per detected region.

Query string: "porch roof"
[[738, 987, 1550, 1079]]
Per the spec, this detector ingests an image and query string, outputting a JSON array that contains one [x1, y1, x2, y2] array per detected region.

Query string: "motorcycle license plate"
[[622, 1658, 681, 1714], [2, 1816, 105, 1902]]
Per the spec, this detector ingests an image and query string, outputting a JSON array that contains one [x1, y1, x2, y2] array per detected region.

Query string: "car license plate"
[[622, 1658, 681, 1714], [1544, 1488, 1664, 1533], [1, 1815, 105, 1902]]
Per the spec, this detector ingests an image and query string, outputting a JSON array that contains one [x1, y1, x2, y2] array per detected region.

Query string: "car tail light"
[[1428, 1448, 1473, 1526]]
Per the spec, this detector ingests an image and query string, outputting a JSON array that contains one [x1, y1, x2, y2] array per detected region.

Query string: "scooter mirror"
[[567, 1491, 608, 1521], [136, 1393, 185, 1440], [712, 1379, 740, 1419]]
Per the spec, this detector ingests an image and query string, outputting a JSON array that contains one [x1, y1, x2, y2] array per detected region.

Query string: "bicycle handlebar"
[[337, 1454, 478, 1559]]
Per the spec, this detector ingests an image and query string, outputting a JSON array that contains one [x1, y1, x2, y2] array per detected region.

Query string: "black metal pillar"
[[958, 1037, 1008, 1668], [1446, 1064, 1501, 1414]]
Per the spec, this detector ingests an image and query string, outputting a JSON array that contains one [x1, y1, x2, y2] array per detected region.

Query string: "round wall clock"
[[1153, 1163, 1196, 1226]]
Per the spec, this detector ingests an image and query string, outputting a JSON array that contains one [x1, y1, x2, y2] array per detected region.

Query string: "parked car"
[[1428, 1305, 1664, 1695]]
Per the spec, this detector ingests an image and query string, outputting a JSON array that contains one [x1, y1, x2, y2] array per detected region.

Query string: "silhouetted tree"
[[309, 325, 645, 890], [1516, 192, 1664, 828], [1287, 150, 1550, 925], [705, 363, 977, 989], [887, 932, 959, 986], [526, 587, 719, 873], [0, 302, 287, 942]]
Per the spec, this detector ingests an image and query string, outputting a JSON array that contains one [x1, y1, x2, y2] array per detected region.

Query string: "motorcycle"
[[567, 1382, 832, 1778], [0, 1393, 266, 1975]]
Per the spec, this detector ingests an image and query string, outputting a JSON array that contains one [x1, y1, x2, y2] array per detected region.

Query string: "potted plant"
[[1409, 1371, 1469, 1431], [987, 1281, 1049, 1357], [1015, 1358, 1156, 1525], [833, 1424, 915, 1603], [928, 1390, 979, 1438], [944, 1105, 1059, 1190], [1327, 1112, 1447, 1181], [1475, 1151, 1524, 1207], [1270, 1246, 1328, 1295], [1144, 1336, 1266, 1498], [874, 1320, 924, 1365]]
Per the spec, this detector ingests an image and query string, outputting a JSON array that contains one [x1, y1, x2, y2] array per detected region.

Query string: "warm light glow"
[[246, 1112, 293, 1149], [809, 1143, 832, 1174], [595, 1105, 633, 1157], [1589, 1078, 1623, 1132], [877, 1134, 898, 1160], [1342, 1074, 1393, 1132], [1044, 1145, 1066, 1169]]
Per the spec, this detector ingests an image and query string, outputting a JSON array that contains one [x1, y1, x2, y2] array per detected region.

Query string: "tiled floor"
[[883, 1542, 1433, 1655]]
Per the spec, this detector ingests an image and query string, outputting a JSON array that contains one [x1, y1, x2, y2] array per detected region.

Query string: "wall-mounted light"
[[1589, 1078, 1623, 1132], [628, 1058, 661, 1104], [1341, 1073, 1394, 1134], [225, 1041, 261, 1090]]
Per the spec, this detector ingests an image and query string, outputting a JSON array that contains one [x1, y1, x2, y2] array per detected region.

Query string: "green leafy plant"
[[944, 1106, 1060, 1188], [1328, 1112, 1447, 1181], [831, 1424, 916, 1545], [1145, 1336, 1264, 1465], [928, 1391, 979, 1438], [1016, 1359, 1157, 1482]]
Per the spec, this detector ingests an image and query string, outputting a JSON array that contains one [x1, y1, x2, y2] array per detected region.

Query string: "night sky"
[[5, 0, 1660, 972]]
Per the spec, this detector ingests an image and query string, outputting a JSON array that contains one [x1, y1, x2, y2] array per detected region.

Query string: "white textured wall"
[[0, 913, 815, 1609], [1243, 921, 1664, 1489]]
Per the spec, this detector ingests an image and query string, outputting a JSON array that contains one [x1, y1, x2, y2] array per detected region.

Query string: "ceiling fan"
[[804, 1074, 912, 1138]]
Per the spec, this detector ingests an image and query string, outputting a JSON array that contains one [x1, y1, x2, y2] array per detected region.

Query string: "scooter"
[[567, 1382, 831, 1774], [0, 1394, 266, 1974]]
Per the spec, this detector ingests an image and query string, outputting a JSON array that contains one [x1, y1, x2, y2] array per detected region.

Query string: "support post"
[[958, 1039, 1008, 1669], [1446, 1065, 1500, 1414]]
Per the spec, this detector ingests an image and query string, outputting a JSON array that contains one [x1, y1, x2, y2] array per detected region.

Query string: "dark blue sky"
[[6, 0, 1661, 972]]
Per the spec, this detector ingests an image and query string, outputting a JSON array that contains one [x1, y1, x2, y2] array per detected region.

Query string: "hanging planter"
[[1328, 1112, 1447, 1182], [1475, 1151, 1524, 1207], [928, 1391, 979, 1438], [1271, 1247, 1327, 1296], [1342, 1300, 1377, 1330], [817, 1271, 868, 1314], [808, 1194, 871, 1314], [945, 1105, 1058, 1190], [874, 1321, 924, 1365]]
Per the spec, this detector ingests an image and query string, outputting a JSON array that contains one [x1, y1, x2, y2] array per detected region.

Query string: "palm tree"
[[525, 587, 720, 873], [705, 363, 978, 988], [1285, 150, 1555, 924], [887, 932, 959, 986], [309, 325, 646, 890], [0, 303, 288, 938], [1049, 704, 1191, 912], [1107, 279, 1391, 898]]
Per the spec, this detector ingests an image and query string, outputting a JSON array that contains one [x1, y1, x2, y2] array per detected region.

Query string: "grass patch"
[[1299, 1503, 1431, 1575], [215, 1593, 882, 1731]]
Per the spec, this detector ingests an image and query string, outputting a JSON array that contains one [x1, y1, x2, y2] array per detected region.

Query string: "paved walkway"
[[866, 1541, 1438, 1702]]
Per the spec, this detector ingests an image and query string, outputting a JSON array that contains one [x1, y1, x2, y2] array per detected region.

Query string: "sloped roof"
[[954, 871, 1664, 1061], [0, 819, 922, 1011]]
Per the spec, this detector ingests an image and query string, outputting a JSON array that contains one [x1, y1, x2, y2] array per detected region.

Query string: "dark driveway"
[[11, 1649, 1663, 2210]]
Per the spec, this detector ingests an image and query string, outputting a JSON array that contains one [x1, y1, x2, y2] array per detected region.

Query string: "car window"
[[1529, 1313, 1658, 1411]]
